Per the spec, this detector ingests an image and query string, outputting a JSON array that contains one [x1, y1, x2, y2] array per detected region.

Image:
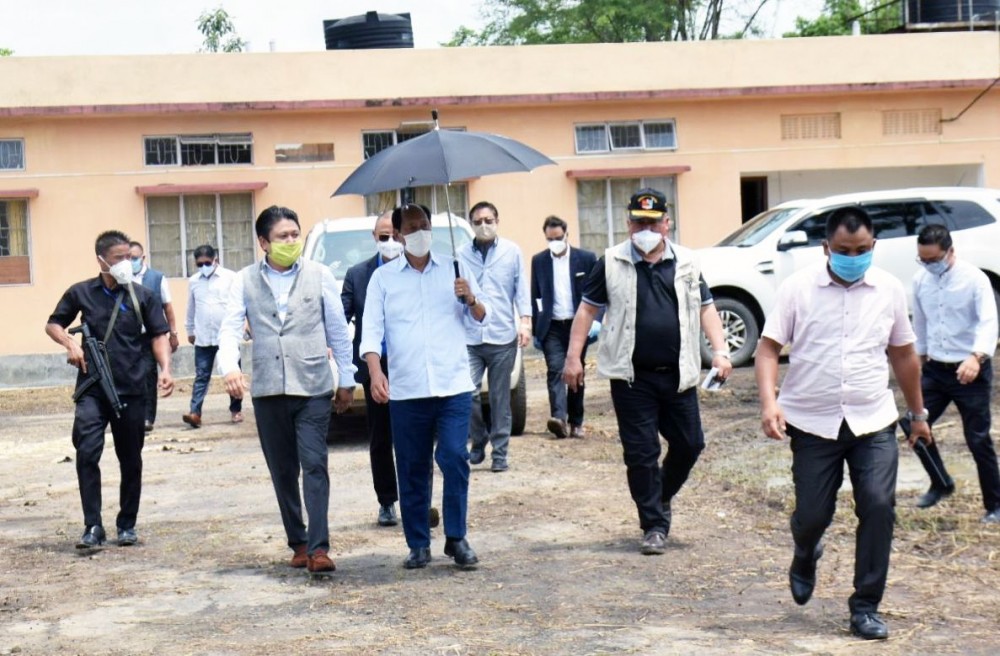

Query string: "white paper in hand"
[[701, 366, 725, 391]]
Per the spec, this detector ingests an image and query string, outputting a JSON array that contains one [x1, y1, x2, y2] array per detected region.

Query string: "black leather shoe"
[[444, 537, 479, 569], [144, 421, 154, 433], [850, 612, 888, 640], [469, 447, 485, 465], [982, 508, 1000, 524], [377, 503, 399, 527], [117, 527, 138, 546], [916, 484, 955, 509], [789, 543, 823, 605], [403, 547, 431, 569], [76, 525, 106, 549]]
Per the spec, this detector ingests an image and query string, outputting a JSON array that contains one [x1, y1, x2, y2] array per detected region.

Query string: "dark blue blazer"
[[530, 246, 598, 341], [341, 254, 381, 385]]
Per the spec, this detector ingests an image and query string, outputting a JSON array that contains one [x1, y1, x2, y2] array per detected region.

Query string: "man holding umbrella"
[[361, 203, 489, 570]]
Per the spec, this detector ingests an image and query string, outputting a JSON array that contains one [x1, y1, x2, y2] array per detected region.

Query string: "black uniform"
[[48, 277, 169, 531]]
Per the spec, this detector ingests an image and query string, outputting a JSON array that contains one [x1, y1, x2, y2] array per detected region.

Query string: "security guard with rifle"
[[46, 230, 174, 549]]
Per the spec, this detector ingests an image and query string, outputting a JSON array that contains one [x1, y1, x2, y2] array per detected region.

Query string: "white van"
[[303, 213, 527, 436], [697, 187, 1000, 366]]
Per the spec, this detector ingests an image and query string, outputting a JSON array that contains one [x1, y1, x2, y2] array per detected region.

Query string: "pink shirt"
[[762, 264, 915, 440]]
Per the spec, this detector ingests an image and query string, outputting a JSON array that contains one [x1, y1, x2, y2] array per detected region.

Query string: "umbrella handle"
[[454, 260, 470, 305]]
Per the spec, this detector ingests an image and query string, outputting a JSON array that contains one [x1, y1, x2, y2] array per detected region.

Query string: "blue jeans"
[[390, 393, 473, 549], [919, 359, 1000, 511], [468, 340, 517, 465], [788, 421, 897, 614], [190, 345, 242, 415]]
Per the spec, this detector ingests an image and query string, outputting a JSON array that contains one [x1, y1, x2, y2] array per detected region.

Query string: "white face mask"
[[403, 230, 433, 258], [377, 238, 404, 261], [631, 229, 663, 255], [473, 223, 497, 241], [199, 263, 217, 277], [548, 238, 567, 256], [101, 256, 134, 285]]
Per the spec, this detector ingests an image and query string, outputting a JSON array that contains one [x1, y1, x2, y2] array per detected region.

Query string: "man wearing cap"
[[530, 214, 599, 439], [563, 188, 731, 556], [910, 223, 1000, 523]]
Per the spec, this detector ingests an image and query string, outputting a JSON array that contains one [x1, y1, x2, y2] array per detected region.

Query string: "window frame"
[[0, 197, 32, 285], [0, 139, 25, 171], [143, 133, 254, 168], [574, 120, 678, 154]]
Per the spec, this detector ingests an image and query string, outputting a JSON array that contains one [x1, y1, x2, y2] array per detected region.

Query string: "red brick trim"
[[565, 166, 691, 179], [135, 182, 268, 195], [0, 188, 39, 198]]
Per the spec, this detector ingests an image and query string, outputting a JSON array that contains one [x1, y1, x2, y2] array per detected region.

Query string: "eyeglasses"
[[377, 234, 393, 242], [195, 261, 214, 267], [915, 254, 947, 265], [471, 218, 497, 226]]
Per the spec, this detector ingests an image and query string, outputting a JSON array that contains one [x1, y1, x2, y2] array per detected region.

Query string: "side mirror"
[[776, 230, 809, 252]]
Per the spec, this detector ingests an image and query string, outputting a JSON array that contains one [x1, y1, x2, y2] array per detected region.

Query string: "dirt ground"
[[1, 354, 998, 655]]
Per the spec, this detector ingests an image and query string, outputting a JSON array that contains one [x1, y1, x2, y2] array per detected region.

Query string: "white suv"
[[303, 213, 527, 436], [697, 187, 1000, 366]]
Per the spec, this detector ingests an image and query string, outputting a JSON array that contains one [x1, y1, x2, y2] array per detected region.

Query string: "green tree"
[[445, 0, 774, 46], [197, 6, 247, 53], [0, 48, 13, 56], [785, 0, 902, 37]]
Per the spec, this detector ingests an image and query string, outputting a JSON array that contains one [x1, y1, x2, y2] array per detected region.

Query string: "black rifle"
[[899, 416, 950, 491], [69, 323, 126, 418]]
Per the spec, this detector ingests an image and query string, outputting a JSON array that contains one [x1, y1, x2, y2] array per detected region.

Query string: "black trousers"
[[142, 345, 157, 425], [609, 369, 705, 534], [362, 359, 398, 506], [71, 392, 146, 530], [542, 319, 589, 426], [918, 359, 1000, 512], [788, 421, 897, 614], [252, 394, 332, 554]]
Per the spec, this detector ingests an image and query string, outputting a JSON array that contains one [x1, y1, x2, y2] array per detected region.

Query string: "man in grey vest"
[[129, 241, 179, 432], [218, 206, 356, 575]]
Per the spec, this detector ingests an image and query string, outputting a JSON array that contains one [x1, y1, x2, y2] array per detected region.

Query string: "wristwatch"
[[905, 408, 930, 423], [974, 352, 990, 364]]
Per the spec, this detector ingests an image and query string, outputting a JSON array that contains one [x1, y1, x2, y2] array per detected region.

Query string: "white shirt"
[[762, 264, 916, 440], [360, 253, 488, 400], [185, 266, 236, 347], [912, 258, 998, 362], [458, 237, 530, 346], [551, 246, 575, 320], [135, 266, 172, 304]]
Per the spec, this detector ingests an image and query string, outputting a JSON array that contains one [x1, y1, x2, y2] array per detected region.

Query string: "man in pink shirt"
[[755, 206, 930, 641]]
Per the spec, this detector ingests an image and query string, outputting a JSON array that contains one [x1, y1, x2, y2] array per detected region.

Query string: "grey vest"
[[242, 259, 334, 398]]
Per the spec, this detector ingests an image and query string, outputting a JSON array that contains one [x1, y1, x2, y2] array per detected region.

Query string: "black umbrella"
[[332, 111, 556, 266]]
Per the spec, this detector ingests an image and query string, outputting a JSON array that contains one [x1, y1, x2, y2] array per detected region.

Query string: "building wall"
[[2, 33, 1000, 368]]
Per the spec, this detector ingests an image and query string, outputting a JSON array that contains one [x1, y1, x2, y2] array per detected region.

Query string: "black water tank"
[[323, 11, 413, 50], [907, 0, 1000, 22]]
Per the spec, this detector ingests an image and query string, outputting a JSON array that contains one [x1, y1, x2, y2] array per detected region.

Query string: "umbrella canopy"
[[332, 129, 556, 197]]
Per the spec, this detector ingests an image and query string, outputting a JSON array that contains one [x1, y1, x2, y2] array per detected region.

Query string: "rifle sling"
[[102, 283, 146, 344]]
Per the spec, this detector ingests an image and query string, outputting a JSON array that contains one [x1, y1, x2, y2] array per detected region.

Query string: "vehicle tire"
[[700, 297, 759, 368], [509, 358, 527, 436]]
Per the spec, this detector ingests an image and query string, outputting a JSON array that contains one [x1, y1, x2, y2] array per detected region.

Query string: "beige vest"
[[596, 240, 703, 391]]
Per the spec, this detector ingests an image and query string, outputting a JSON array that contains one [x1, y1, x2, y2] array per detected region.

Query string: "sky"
[[0, 0, 826, 57]]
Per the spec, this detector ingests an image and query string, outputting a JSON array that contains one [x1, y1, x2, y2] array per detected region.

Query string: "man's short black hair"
[[391, 203, 432, 232], [95, 231, 131, 257], [255, 206, 300, 239], [825, 206, 873, 241], [917, 223, 953, 250], [128, 241, 144, 254], [469, 201, 498, 221], [193, 244, 217, 260], [542, 215, 567, 233]]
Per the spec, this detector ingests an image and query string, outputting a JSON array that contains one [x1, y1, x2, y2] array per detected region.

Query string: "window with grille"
[[145, 193, 256, 277], [144, 134, 253, 167], [882, 109, 942, 136], [0, 139, 24, 170], [575, 121, 676, 154], [0, 199, 30, 284], [780, 114, 841, 140], [576, 176, 677, 253], [363, 183, 468, 219]]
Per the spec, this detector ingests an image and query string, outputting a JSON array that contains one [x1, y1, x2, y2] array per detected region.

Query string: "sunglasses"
[[377, 235, 394, 242]]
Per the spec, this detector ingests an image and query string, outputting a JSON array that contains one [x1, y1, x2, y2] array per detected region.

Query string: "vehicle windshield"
[[716, 207, 804, 247], [310, 226, 472, 279]]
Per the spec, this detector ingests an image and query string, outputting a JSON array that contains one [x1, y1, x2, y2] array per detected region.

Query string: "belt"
[[927, 358, 961, 369], [552, 318, 575, 323]]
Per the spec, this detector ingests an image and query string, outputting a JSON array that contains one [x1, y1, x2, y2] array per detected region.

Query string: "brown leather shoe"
[[307, 550, 336, 573], [231, 411, 244, 424], [289, 544, 308, 568], [182, 413, 202, 428], [570, 424, 586, 439], [546, 417, 568, 439]]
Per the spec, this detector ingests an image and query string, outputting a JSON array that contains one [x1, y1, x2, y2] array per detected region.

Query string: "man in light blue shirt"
[[459, 201, 531, 472], [910, 224, 1000, 523], [218, 205, 356, 575], [361, 204, 488, 570]]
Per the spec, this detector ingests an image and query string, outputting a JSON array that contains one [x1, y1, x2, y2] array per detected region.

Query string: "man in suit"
[[342, 211, 402, 527], [531, 215, 598, 439]]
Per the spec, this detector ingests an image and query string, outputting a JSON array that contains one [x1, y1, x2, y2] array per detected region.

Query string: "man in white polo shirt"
[[755, 206, 930, 641]]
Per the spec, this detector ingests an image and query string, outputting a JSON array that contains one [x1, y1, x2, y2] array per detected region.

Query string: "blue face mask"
[[828, 251, 873, 283], [920, 259, 949, 276], [130, 257, 143, 275]]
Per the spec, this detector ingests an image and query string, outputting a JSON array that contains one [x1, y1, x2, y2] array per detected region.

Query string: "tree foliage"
[[0, 48, 13, 57], [784, 0, 902, 37], [445, 0, 774, 46], [197, 6, 247, 53]]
